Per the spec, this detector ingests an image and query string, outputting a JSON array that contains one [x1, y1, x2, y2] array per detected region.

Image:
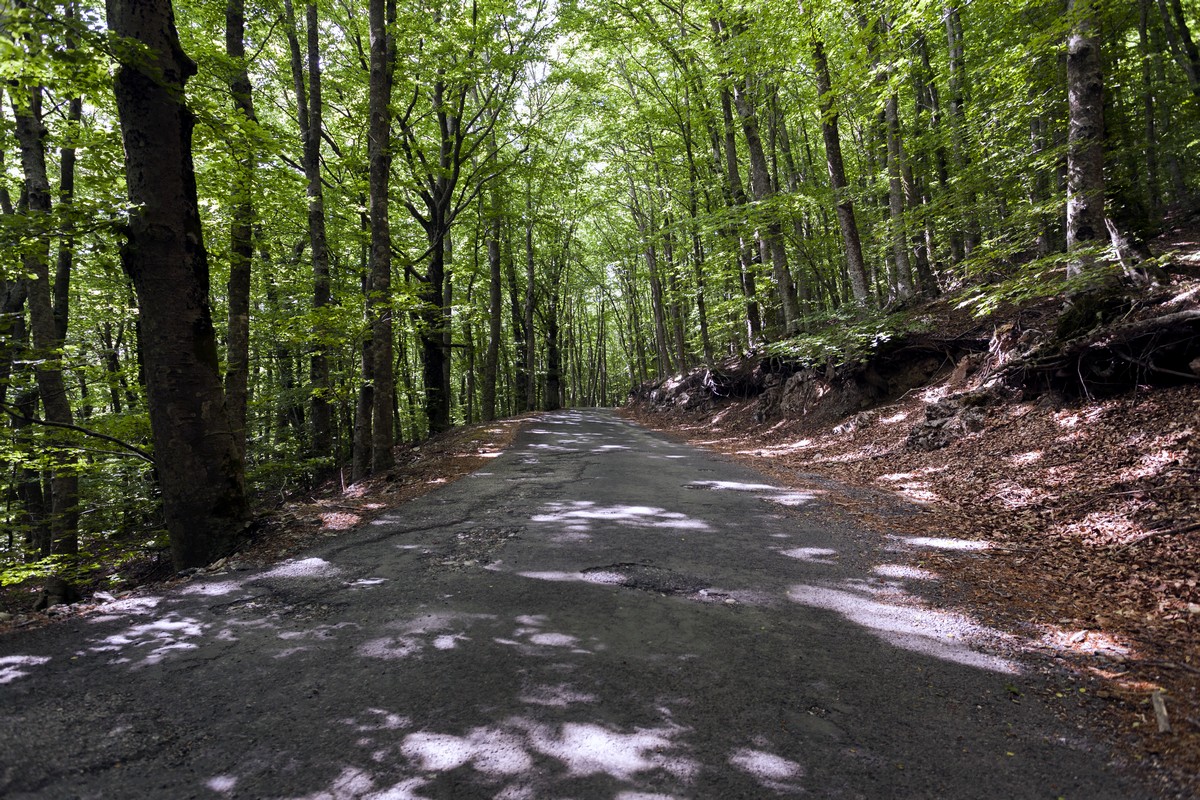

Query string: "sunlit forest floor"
[[624, 237, 1200, 796]]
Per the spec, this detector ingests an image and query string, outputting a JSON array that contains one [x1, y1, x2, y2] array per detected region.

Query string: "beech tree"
[[106, 0, 249, 567]]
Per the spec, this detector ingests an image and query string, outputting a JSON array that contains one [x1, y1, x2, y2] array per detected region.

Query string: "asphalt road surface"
[[1, 410, 1148, 799]]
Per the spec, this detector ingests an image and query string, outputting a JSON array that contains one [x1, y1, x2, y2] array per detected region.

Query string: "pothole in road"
[[581, 563, 728, 601]]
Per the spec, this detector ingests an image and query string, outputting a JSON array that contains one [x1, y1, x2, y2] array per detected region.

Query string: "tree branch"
[[0, 401, 155, 463]]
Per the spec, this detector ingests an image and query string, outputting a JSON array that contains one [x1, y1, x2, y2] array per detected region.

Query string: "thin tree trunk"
[[13, 86, 78, 556], [352, 211, 373, 482], [522, 201, 538, 412], [662, 218, 688, 368], [224, 0, 256, 457], [284, 0, 333, 457], [717, 86, 763, 341], [812, 39, 870, 304], [1030, 113, 1056, 257], [1157, 0, 1200, 98], [441, 234, 453, 423], [368, 0, 395, 470], [1066, 0, 1107, 275], [1141, 0, 1163, 213], [482, 186, 502, 421], [107, 0, 249, 568], [944, 3, 975, 261], [53, 35, 80, 347], [883, 89, 914, 301], [504, 230, 529, 413], [732, 78, 802, 333], [544, 286, 561, 411]]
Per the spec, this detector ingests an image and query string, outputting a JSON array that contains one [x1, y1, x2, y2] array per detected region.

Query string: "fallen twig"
[[1138, 660, 1200, 676], [1152, 690, 1172, 733]]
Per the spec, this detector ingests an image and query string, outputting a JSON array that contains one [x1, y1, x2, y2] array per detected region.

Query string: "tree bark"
[[884, 88, 915, 301], [482, 186, 502, 421], [367, 0, 395, 470], [1140, 0, 1162, 213], [522, 195, 537, 412], [1066, 0, 1107, 275], [224, 0, 256, 458], [943, 3, 975, 261], [504, 231, 529, 413], [812, 39, 870, 304], [283, 0, 333, 457], [351, 212, 373, 483], [107, 0, 249, 568], [731, 77, 802, 333], [717, 86, 763, 342], [12, 84, 79, 555], [544, 286, 562, 411]]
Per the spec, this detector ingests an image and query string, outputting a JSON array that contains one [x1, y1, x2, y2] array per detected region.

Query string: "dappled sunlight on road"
[[779, 547, 838, 564], [687, 479, 820, 508], [3, 410, 1148, 799], [729, 747, 804, 792], [0, 654, 51, 684], [787, 582, 1019, 673], [531, 501, 711, 532], [494, 614, 599, 655], [178, 579, 244, 597], [259, 557, 342, 580], [359, 611, 496, 661], [277, 711, 707, 800], [889, 535, 992, 552], [88, 612, 206, 667]]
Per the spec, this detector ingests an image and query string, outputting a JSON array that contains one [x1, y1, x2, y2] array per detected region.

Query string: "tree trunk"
[[13, 86, 79, 555], [1141, 0, 1162, 213], [883, 89, 915, 301], [504, 232, 529, 413], [1157, 0, 1200, 98], [368, 0, 395, 469], [441, 234, 453, 423], [732, 78, 802, 333], [351, 212, 373, 483], [284, 0, 333, 457], [420, 223, 451, 434], [812, 39, 870, 304], [224, 0, 256, 458], [662, 217, 688, 368], [53, 10, 80, 347], [716, 86, 763, 342], [523, 210, 537, 412], [1065, 0, 1107, 275], [944, 3, 975, 261], [107, 0, 249, 568], [351, 335, 373, 481], [482, 186, 502, 421], [544, 287, 561, 411]]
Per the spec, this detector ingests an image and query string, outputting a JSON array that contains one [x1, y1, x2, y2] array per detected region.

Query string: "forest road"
[[1, 409, 1151, 799]]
